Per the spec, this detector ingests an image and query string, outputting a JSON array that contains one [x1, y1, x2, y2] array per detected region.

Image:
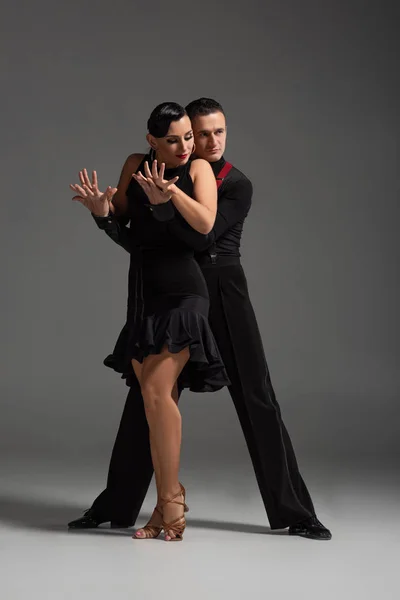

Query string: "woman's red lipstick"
[[176, 153, 188, 159]]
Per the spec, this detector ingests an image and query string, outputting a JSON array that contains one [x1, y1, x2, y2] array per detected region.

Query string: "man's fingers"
[[82, 184, 95, 198], [166, 176, 179, 186], [132, 175, 147, 189], [82, 168, 92, 188], [74, 184, 87, 196], [70, 183, 83, 192], [151, 159, 158, 180], [144, 161, 153, 179], [135, 172, 148, 183], [92, 170, 98, 190]]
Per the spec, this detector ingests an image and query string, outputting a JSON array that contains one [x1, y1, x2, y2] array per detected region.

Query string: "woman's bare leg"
[[151, 382, 179, 503], [140, 347, 189, 540], [132, 357, 183, 538]]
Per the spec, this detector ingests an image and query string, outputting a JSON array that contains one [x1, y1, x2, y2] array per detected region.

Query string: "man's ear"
[[146, 133, 157, 150]]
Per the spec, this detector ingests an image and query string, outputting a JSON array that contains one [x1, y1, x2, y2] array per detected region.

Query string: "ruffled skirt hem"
[[104, 308, 230, 393]]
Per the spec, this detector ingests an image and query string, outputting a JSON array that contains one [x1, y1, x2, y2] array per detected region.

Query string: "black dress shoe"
[[289, 516, 332, 540], [68, 508, 132, 529]]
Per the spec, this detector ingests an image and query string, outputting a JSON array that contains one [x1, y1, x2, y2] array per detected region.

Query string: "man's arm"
[[90, 153, 145, 253], [91, 173, 253, 254], [91, 212, 132, 253], [151, 177, 253, 252]]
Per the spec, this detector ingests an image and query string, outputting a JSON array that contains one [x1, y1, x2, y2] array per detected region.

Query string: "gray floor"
[[1, 458, 398, 600]]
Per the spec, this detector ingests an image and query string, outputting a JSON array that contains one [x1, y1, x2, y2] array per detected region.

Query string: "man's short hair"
[[185, 97, 225, 121]]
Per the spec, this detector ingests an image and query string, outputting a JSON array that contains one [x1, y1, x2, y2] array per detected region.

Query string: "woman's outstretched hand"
[[70, 169, 117, 217], [132, 160, 179, 205]]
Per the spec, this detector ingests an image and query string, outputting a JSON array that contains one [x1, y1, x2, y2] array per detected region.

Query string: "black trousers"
[[92, 259, 315, 529]]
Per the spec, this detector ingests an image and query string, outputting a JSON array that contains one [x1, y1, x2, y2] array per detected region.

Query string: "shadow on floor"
[[0, 494, 288, 536]]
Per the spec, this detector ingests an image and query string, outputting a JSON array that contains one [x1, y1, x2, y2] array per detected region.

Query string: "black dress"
[[105, 154, 230, 393], [89, 155, 317, 530]]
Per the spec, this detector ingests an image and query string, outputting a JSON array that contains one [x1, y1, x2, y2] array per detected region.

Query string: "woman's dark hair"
[[185, 97, 225, 120], [147, 102, 187, 138]]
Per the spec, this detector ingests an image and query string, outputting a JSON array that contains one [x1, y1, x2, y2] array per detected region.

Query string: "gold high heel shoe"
[[132, 483, 188, 540], [180, 482, 189, 514], [160, 484, 188, 542], [132, 505, 163, 540]]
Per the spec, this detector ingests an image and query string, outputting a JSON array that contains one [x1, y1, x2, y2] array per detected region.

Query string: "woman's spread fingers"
[[106, 186, 117, 199]]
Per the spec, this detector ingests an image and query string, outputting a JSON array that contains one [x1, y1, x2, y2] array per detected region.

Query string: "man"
[[68, 98, 331, 540]]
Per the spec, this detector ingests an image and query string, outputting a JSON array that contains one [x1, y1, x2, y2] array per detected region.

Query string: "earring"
[[149, 148, 156, 161]]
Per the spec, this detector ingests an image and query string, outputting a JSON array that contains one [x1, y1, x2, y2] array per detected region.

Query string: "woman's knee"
[[141, 380, 167, 413], [172, 382, 179, 405]]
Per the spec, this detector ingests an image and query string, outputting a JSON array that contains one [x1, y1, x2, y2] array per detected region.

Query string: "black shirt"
[[163, 157, 253, 258], [92, 156, 253, 259]]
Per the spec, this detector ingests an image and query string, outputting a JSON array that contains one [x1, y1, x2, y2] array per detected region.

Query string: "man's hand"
[[132, 160, 179, 205], [70, 168, 117, 217]]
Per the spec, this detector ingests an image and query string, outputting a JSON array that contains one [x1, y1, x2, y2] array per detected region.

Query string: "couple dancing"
[[69, 97, 331, 542]]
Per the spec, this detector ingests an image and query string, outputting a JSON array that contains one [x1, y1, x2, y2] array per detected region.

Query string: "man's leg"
[[69, 377, 154, 528], [93, 377, 154, 525], [204, 264, 316, 529]]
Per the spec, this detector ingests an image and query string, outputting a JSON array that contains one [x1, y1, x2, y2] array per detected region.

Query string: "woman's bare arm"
[[110, 153, 145, 215], [167, 159, 217, 234]]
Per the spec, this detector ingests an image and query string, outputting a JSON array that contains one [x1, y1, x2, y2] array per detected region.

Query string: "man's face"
[[191, 111, 227, 162]]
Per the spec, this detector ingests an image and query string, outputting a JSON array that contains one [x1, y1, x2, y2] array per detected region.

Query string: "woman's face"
[[148, 115, 194, 168]]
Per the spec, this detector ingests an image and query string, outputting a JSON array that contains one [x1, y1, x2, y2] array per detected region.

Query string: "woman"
[[70, 102, 230, 542]]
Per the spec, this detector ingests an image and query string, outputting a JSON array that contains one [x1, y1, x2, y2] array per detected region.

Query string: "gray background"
[[1, 0, 398, 465], [0, 2, 399, 597]]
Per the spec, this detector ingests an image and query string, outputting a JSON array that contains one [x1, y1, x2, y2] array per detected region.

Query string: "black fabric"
[[163, 157, 253, 257], [91, 211, 132, 253], [146, 201, 175, 222], [92, 377, 153, 524], [90, 157, 316, 528], [96, 156, 253, 259], [106, 154, 230, 393], [92, 262, 315, 529]]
